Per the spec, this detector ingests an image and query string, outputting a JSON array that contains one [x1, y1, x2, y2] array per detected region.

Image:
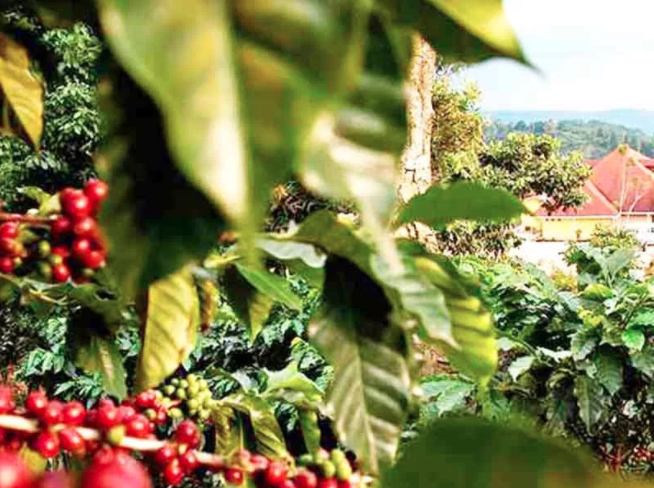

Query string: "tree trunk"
[[398, 35, 436, 204]]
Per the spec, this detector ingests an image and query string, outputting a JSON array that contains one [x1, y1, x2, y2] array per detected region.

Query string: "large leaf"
[[413, 255, 497, 382], [419, 377, 475, 419], [0, 33, 43, 147], [98, 0, 371, 249], [99, 67, 226, 297], [136, 267, 200, 390], [380, 0, 528, 64], [593, 351, 623, 396], [222, 266, 275, 340], [256, 239, 326, 288], [622, 328, 645, 352], [397, 182, 526, 228], [311, 257, 410, 475], [235, 263, 302, 311], [574, 376, 607, 432], [302, 15, 409, 264], [213, 405, 244, 456], [76, 335, 127, 400], [222, 393, 288, 459], [384, 419, 606, 488]]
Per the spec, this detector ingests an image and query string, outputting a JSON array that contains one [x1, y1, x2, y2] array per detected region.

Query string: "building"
[[526, 145, 654, 241]]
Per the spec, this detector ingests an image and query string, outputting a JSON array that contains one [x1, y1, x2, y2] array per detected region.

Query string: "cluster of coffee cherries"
[[157, 374, 214, 422], [628, 446, 653, 468], [0, 387, 364, 488], [0, 179, 108, 283]]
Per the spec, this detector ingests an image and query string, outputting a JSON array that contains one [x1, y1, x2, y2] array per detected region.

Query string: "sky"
[[463, 0, 654, 111]]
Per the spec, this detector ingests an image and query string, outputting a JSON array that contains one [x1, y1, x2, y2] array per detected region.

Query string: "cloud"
[[463, 0, 654, 111]]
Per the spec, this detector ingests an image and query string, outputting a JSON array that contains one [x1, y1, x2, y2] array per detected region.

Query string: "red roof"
[[591, 147, 654, 212], [539, 145, 654, 217], [537, 180, 618, 217]]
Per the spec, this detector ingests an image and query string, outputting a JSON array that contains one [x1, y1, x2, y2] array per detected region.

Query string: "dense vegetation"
[[486, 119, 654, 158]]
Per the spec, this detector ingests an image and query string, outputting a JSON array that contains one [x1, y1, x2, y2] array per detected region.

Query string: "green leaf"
[[222, 393, 288, 459], [222, 266, 275, 340], [311, 257, 410, 475], [628, 309, 654, 328], [581, 283, 613, 301], [99, 68, 225, 297], [98, 0, 371, 250], [419, 378, 474, 419], [414, 256, 497, 382], [264, 362, 323, 399], [622, 328, 645, 352], [136, 267, 200, 390], [508, 356, 534, 381], [17, 186, 52, 206], [593, 352, 622, 396], [380, 0, 527, 64], [574, 376, 607, 432], [604, 248, 635, 278], [213, 405, 244, 456], [301, 15, 409, 264], [0, 33, 44, 147], [630, 350, 654, 378], [235, 263, 302, 311], [397, 182, 526, 228], [76, 335, 127, 400], [384, 419, 598, 488], [571, 330, 598, 361], [256, 239, 326, 288]]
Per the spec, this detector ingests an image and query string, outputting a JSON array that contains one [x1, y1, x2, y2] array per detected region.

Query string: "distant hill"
[[486, 109, 654, 134], [485, 119, 654, 159]]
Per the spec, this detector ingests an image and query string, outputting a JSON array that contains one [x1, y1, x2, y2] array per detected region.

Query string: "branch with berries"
[[0, 387, 365, 488], [0, 180, 108, 282]]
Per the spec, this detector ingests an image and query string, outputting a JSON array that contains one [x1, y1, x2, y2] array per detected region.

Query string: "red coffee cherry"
[[62, 191, 91, 220], [51, 217, 72, 237], [0, 387, 14, 414], [72, 217, 97, 238], [80, 449, 151, 488], [179, 450, 199, 473], [96, 404, 120, 430], [0, 257, 14, 274], [224, 469, 244, 486], [154, 444, 177, 467], [84, 180, 108, 210], [52, 264, 71, 283], [250, 454, 269, 472], [279, 480, 297, 488], [0, 222, 18, 239], [39, 400, 64, 426], [294, 471, 318, 488], [62, 401, 86, 426], [117, 405, 136, 424], [126, 414, 151, 438], [317, 479, 338, 488], [58, 427, 85, 455], [51, 246, 71, 258], [35, 471, 73, 488], [0, 452, 36, 488], [135, 390, 156, 409], [264, 461, 289, 487], [0, 238, 19, 256], [32, 431, 60, 459], [163, 459, 185, 486], [174, 420, 201, 448], [26, 391, 48, 417]]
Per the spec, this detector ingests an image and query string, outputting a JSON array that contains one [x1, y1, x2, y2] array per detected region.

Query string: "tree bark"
[[398, 35, 436, 205]]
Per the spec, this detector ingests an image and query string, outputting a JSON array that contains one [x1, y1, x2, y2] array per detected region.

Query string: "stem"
[[0, 414, 226, 468], [0, 213, 54, 225]]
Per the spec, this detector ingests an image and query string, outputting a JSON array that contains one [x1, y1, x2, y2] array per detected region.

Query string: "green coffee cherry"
[[37, 240, 51, 258], [49, 254, 64, 266], [198, 409, 211, 421], [168, 408, 183, 419], [187, 374, 198, 384], [320, 461, 336, 478], [37, 262, 52, 279], [335, 460, 353, 480], [107, 426, 126, 446], [330, 449, 346, 463], [145, 409, 157, 421], [315, 449, 330, 462], [179, 380, 189, 389], [297, 454, 313, 466], [163, 385, 176, 396], [81, 267, 95, 278], [198, 379, 209, 390], [176, 388, 187, 400], [188, 384, 200, 397], [170, 378, 180, 386], [187, 398, 200, 411], [154, 390, 164, 400]]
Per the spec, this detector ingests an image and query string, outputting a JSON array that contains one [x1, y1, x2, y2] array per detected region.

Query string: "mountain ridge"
[[486, 109, 654, 134]]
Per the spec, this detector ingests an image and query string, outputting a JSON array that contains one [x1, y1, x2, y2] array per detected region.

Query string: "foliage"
[[417, 248, 654, 475], [487, 119, 654, 158]]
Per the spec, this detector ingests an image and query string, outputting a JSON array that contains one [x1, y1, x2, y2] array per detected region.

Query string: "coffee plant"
[[0, 1, 645, 488]]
